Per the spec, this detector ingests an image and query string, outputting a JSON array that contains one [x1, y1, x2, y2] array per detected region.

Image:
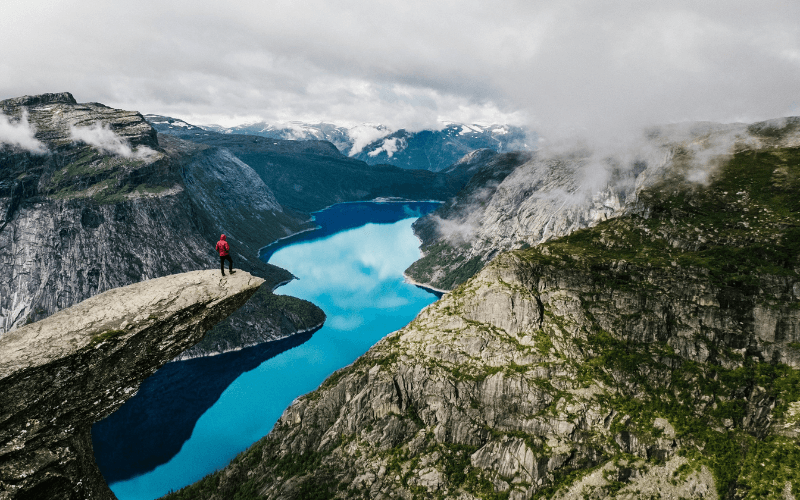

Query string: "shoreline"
[[403, 272, 449, 296], [270, 278, 295, 292], [257, 198, 443, 260], [257, 225, 320, 258], [169, 320, 326, 362], [313, 197, 444, 212]]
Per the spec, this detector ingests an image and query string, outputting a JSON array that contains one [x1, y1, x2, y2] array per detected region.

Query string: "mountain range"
[[146, 115, 532, 172]]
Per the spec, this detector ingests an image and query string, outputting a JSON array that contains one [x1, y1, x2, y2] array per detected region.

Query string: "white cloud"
[[367, 137, 403, 158], [347, 124, 390, 156], [0, 110, 47, 154], [69, 122, 155, 158], [1, 1, 798, 135]]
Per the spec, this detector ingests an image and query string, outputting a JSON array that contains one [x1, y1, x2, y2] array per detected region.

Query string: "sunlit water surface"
[[105, 204, 439, 500]]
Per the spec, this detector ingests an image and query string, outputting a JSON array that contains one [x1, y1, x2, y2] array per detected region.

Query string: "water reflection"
[[92, 330, 316, 483], [259, 201, 441, 260]]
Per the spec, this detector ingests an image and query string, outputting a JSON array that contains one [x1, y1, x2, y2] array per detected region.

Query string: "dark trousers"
[[220, 255, 233, 274]]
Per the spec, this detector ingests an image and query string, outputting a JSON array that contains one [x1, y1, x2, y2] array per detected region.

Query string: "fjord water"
[[98, 201, 441, 500]]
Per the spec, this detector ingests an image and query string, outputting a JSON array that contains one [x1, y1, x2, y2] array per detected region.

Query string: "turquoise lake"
[[93, 201, 441, 500]]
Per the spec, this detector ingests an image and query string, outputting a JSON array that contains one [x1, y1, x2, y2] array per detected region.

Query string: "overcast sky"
[[1, 0, 798, 135]]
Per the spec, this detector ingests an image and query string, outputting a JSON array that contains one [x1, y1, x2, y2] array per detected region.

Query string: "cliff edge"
[[0, 270, 264, 500]]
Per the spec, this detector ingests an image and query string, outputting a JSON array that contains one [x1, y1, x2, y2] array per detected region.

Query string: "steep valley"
[[147, 118, 466, 213], [165, 125, 800, 499]]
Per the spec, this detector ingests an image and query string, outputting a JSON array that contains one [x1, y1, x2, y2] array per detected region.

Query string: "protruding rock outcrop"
[[0, 270, 264, 500]]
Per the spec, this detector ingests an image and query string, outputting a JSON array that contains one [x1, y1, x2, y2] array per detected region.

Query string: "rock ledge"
[[0, 269, 263, 500]]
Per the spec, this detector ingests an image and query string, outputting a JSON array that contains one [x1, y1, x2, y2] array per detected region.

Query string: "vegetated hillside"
[[406, 118, 800, 292], [0, 93, 322, 356], [352, 124, 532, 172], [165, 134, 800, 499], [147, 116, 465, 213]]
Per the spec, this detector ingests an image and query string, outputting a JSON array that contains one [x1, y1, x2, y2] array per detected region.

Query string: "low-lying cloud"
[[0, 111, 48, 154], [69, 122, 155, 158], [4, 2, 797, 136], [428, 118, 792, 248], [347, 125, 391, 156]]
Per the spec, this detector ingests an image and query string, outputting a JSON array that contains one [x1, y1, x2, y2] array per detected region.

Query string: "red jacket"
[[215, 235, 230, 256]]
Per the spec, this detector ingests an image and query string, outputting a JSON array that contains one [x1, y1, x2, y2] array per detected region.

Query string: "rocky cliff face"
[[167, 129, 800, 499], [174, 286, 326, 360], [406, 118, 800, 292], [0, 93, 321, 356], [0, 270, 264, 500]]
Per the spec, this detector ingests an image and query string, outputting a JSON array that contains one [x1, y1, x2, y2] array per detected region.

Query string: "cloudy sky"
[[1, 0, 798, 135]]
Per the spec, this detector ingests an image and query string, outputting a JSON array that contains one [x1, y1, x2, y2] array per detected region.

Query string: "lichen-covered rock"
[[0, 270, 264, 500]]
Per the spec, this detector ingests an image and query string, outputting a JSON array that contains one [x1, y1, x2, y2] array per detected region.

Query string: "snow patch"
[[459, 124, 486, 135], [368, 137, 402, 158]]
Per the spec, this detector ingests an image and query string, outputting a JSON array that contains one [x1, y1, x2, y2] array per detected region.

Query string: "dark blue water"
[[93, 201, 441, 500], [259, 200, 441, 261]]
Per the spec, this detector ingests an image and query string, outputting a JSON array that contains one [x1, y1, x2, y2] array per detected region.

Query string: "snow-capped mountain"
[[201, 121, 385, 157], [146, 115, 533, 172], [352, 123, 532, 172], [144, 114, 208, 134]]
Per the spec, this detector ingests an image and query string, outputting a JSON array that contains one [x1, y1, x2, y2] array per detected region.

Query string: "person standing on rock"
[[216, 234, 235, 276]]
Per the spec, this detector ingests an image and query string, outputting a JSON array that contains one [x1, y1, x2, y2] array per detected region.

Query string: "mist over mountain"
[[146, 115, 466, 212], [406, 117, 800, 291], [353, 123, 532, 172], [199, 120, 383, 158], [149, 115, 532, 172]]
